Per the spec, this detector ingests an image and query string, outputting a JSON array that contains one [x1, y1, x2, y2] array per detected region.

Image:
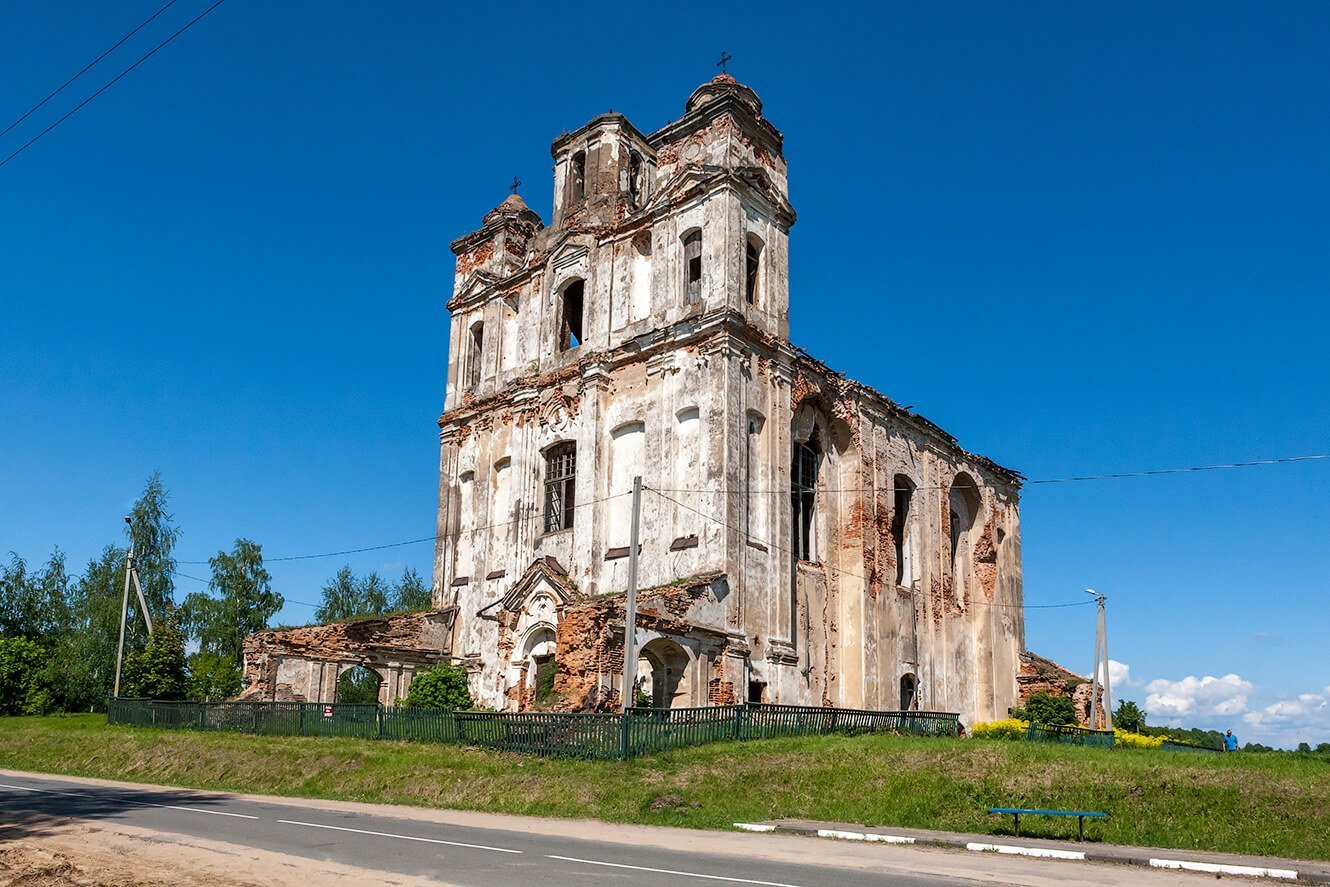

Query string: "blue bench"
[[987, 807, 1108, 841]]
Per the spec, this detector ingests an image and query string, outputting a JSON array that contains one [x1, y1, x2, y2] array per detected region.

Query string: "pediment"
[[477, 556, 572, 619]]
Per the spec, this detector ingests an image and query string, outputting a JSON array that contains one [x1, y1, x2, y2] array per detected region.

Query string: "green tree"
[[1115, 699, 1147, 733], [336, 665, 382, 704], [183, 538, 280, 671], [126, 472, 180, 629], [390, 567, 432, 613], [186, 651, 243, 701], [0, 637, 52, 715], [120, 608, 188, 700], [53, 546, 129, 710], [404, 662, 473, 709], [316, 566, 392, 622], [1012, 691, 1078, 726]]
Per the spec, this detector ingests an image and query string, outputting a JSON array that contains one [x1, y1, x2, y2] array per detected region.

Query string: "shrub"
[[404, 662, 473, 710], [971, 718, 1029, 741], [0, 637, 52, 715], [1114, 728, 1165, 749], [120, 610, 188, 700], [1011, 691, 1079, 726]]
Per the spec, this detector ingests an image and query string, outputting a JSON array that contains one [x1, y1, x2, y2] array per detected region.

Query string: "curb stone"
[[732, 821, 1330, 884]]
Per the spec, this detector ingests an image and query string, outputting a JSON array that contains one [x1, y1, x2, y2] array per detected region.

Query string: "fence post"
[[377, 704, 384, 740], [733, 705, 743, 742], [619, 710, 630, 760]]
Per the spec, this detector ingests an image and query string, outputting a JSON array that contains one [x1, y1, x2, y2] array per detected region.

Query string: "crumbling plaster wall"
[[239, 610, 453, 704]]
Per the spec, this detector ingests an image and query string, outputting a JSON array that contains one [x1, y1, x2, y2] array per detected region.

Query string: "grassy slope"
[[3, 714, 1327, 860]]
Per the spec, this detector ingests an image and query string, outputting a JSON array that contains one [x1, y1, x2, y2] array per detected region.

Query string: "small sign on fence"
[[322, 705, 334, 719]]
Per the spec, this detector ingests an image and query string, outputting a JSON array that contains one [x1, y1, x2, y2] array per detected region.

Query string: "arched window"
[[465, 321, 484, 388], [791, 426, 821, 561], [892, 474, 915, 587], [543, 442, 576, 533], [628, 150, 643, 207], [745, 238, 762, 304], [900, 673, 917, 711], [949, 474, 981, 607], [682, 229, 702, 304], [571, 151, 586, 200], [559, 280, 584, 351]]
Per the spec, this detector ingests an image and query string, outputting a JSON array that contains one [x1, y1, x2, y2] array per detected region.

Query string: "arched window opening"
[[892, 475, 915, 587], [791, 426, 821, 562], [949, 475, 981, 607], [682, 230, 702, 304], [337, 665, 382, 704], [571, 151, 586, 200], [900, 673, 918, 711], [628, 150, 643, 207], [745, 239, 762, 304], [465, 321, 484, 388], [523, 627, 558, 706], [559, 280, 584, 351], [638, 638, 691, 709], [543, 442, 577, 533]]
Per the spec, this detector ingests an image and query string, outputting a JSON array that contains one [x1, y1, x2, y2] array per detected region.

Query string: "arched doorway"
[[337, 665, 384, 704], [521, 626, 557, 707], [900, 673, 918, 711], [638, 638, 691, 709]]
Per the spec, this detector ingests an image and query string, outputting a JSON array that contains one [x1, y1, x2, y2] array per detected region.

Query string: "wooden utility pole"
[[621, 476, 642, 710], [112, 515, 154, 698]]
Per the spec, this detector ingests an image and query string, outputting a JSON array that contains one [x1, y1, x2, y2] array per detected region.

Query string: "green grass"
[[4, 714, 1329, 861]]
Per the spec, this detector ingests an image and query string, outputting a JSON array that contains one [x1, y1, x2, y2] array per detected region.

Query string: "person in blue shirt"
[[1224, 729, 1239, 751]]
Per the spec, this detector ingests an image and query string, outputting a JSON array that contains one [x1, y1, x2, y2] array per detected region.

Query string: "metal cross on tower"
[[716, 51, 733, 75], [509, 176, 522, 195]]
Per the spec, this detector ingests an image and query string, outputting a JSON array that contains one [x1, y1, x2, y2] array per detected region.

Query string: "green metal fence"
[[1027, 722, 1116, 748], [108, 698, 959, 760]]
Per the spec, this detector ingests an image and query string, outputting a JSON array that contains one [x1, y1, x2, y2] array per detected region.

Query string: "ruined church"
[[242, 75, 1027, 727]]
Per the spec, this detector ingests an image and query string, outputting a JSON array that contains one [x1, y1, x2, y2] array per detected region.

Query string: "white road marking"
[[966, 842, 1086, 860], [546, 854, 808, 886], [816, 828, 914, 844], [0, 780, 258, 819], [1149, 859, 1297, 879], [733, 823, 776, 832], [277, 819, 521, 853]]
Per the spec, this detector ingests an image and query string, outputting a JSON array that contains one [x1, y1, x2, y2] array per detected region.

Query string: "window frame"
[[543, 442, 577, 533]]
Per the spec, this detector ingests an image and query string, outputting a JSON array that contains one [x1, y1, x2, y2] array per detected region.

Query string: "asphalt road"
[[0, 771, 1197, 887]]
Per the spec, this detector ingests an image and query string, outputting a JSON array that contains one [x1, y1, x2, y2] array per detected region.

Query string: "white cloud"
[[1242, 686, 1330, 747], [1142, 673, 1253, 723], [1106, 659, 1133, 688]]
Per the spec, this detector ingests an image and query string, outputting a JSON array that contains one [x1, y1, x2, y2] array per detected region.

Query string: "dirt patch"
[[0, 818, 455, 887]]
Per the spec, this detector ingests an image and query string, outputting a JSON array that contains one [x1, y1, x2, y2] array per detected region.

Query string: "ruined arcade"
[[242, 75, 1027, 727]]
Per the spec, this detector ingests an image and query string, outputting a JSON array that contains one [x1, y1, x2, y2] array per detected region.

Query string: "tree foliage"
[[186, 651, 243, 701], [404, 662, 473, 710], [126, 471, 179, 626], [1010, 690, 1078, 726], [183, 538, 280, 670], [1115, 699, 1147, 733], [0, 637, 52, 715], [120, 608, 188, 700], [315, 565, 433, 623], [336, 665, 382, 704]]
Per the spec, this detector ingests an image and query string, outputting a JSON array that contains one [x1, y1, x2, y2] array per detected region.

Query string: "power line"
[[643, 485, 1074, 611], [169, 569, 321, 608], [0, 0, 182, 143], [651, 451, 1330, 495], [170, 450, 1328, 572], [176, 492, 631, 565], [0, 0, 228, 170]]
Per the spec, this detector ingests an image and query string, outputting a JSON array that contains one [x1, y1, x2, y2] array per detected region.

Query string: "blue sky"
[[1, 2, 1326, 746]]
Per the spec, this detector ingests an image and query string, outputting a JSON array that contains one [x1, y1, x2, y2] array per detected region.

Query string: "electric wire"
[[0, 0, 229, 169], [0, 0, 182, 142], [170, 569, 321, 609], [175, 491, 631, 564], [643, 484, 1085, 611]]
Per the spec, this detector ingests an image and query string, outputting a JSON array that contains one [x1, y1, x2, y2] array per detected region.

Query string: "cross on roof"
[[716, 51, 733, 75], [509, 176, 522, 195]]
